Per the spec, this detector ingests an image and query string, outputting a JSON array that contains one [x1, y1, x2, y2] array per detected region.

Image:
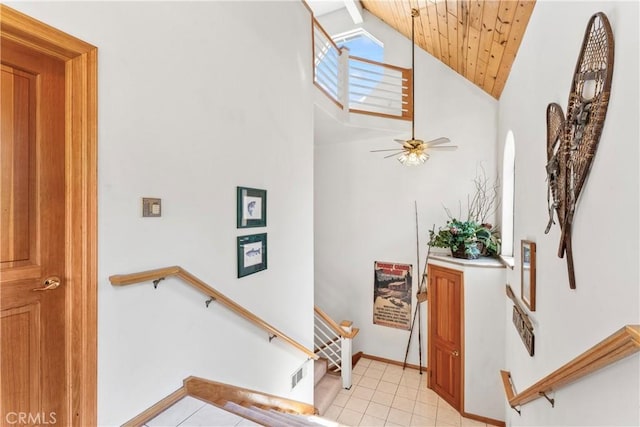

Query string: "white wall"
[[498, 1, 639, 426], [8, 1, 315, 425], [314, 9, 499, 366], [428, 257, 506, 421]]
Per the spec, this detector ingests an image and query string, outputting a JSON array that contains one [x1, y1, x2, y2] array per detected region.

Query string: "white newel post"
[[338, 46, 350, 120], [340, 321, 353, 389]]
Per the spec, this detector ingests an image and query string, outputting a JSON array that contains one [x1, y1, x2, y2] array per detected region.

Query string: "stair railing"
[[500, 324, 640, 414], [312, 17, 343, 109], [312, 17, 412, 121], [313, 306, 359, 389], [109, 266, 317, 360]]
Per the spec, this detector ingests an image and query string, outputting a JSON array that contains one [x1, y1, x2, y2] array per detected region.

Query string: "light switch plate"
[[142, 198, 161, 217]]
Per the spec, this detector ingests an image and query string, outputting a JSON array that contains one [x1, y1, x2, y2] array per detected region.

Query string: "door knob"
[[451, 350, 460, 357], [33, 276, 61, 291]]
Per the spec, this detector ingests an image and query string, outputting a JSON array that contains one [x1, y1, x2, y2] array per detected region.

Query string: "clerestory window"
[[333, 28, 384, 62], [501, 131, 516, 259]]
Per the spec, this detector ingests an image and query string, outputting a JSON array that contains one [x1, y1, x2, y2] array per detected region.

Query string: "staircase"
[[313, 306, 359, 415], [314, 357, 343, 416], [144, 395, 339, 427], [128, 376, 341, 427], [111, 269, 357, 425]]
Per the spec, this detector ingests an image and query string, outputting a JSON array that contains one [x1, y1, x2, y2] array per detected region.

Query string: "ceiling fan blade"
[[384, 152, 402, 159], [394, 139, 408, 145], [428, 146, 458, 151], [370, 148, 405, 153], [425, 137, 451, 146]]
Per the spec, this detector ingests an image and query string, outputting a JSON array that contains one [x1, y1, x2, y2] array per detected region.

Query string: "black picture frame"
[[237, 186, 267, 228], [237, 233, 267, 278]]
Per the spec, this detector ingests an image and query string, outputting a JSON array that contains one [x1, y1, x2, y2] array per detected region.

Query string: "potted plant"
[[429, 168, 502, 259]]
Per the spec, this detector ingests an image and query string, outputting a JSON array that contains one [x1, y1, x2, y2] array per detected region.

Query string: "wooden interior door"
[[0, 6, 98, 425], [1, 38, 68, 426], [428, 264, 463, 410]]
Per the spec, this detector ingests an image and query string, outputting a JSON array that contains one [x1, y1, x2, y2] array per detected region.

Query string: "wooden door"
[[428, 264, 463, 410], [1, 38, 68, 426], [0, 6, 98, 425]]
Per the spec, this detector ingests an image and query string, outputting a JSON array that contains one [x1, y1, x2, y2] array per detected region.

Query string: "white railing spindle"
[[312, 19, 411, 121], [314, 307, 358, 389]]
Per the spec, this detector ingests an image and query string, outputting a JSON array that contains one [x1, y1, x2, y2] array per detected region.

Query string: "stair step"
[[254, 407, 319, 427], [313, 374, 342, 416], [147, 397, 247, 427], [267, 409, 326, 427], [314, 358, 328, 387], [224, 401, 280, 426], [224, 401, 325, 427]]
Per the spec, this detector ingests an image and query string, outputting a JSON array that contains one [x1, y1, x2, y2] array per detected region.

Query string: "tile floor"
[[143, 358, 498, 427], [322, 358, 496, 427]]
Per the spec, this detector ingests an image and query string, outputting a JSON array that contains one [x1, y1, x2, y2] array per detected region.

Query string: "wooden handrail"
[[312, 17, 339, 51], [349, 54, 411, 74], [501, 324, 640, 410], [109, 266, 317, 360], [500, 370, 516, 402], [314, 305, 359, 339]]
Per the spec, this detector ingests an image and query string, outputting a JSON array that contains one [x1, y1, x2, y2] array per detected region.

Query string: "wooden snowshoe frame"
[[544, 12, 614, 289]]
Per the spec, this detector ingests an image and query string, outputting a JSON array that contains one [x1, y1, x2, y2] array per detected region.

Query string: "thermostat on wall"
[[142, 198, 161, 217]]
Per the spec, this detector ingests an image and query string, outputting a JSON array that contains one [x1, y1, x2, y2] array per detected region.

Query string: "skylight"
[[333, 29, 383, 62]]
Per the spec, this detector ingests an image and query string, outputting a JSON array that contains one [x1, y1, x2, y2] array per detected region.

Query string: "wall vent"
[[291, 364, 306, 389]]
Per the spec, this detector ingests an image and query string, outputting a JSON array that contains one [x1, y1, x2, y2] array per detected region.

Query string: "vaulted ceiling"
[[360, 0, 537, 99]]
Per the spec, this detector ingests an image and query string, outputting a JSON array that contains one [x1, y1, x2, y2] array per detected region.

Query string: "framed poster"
[[372, 261, 412, 331], [237, 233, 267, 278], [521, 240, 536, 311], [237, 187, 267, 228]]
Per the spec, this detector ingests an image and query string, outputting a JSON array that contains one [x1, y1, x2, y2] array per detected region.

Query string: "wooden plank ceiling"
[[360, 0, 536, 99]]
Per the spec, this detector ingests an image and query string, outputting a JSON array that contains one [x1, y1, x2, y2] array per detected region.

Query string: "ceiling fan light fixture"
[[369, 8, 455, 166], [398, 150, 428, 166], [371, 9, 458, 166]]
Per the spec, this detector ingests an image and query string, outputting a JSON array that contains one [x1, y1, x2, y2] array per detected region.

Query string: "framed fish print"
[[237, 186, 267, 228], [237, 233, 267, 278]]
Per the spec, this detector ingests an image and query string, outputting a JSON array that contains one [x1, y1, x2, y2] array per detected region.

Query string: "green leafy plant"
[[429, 167, 502, 258], [429, 219, 500, 258], [474, 222, 501, 256]]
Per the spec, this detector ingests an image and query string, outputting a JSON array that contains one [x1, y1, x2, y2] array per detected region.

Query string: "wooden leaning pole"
[[402, 202, 431, 373]]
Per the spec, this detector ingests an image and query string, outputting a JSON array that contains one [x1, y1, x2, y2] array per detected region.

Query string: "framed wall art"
[[521, 240, 537, 311], [237, 186, 266, 228], [372, 261, 412, 331], [237, 233, 267, 278]]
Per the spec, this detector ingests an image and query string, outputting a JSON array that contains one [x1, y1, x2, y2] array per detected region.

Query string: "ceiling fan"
[[371, 8, 456, 166]]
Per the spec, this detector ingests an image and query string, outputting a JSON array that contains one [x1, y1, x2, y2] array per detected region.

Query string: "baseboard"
[[361, 353, 428, 373], [122, 387, 188, 427], [353, 351, 363, 367], [462, 411, 505, 427]]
